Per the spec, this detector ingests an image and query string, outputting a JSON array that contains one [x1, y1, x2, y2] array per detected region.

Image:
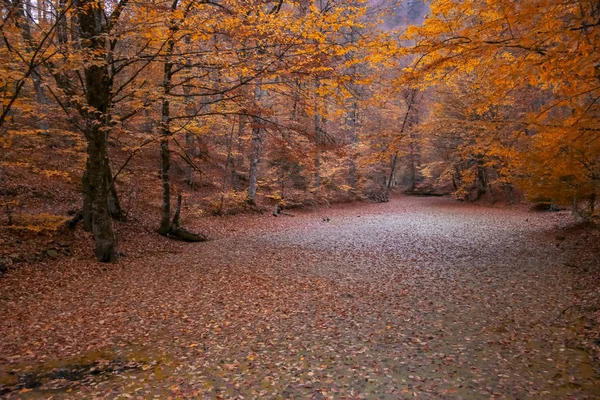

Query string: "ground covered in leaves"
[[1, 196, 599, 399]]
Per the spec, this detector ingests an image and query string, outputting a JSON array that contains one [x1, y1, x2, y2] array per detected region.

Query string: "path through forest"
[[1, 196, 598, 399]]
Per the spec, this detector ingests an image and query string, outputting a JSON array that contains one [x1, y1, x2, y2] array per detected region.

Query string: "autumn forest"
[[0, 0, 599, 398]]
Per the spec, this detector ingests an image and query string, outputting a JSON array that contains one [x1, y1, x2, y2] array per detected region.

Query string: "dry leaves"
[[0, 197, 598, 399]]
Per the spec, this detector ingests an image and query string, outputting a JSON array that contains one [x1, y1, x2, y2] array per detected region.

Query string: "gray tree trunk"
[[408, 131, 422, 191], [158, 40, 174, 235], [347, 99, 359, 189], [247, 124, 261, 204], [231, 115, 245, 191], [313, 80, 323, 190], [314, 111, 322, 190], [82, 162, 92, 231], [247, 84, 264, 204]]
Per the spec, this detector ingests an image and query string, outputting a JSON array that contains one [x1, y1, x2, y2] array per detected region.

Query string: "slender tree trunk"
[[408, 131, 422, 191], [70, 0, 80, 45], [314, 151, 321, 189], [387, 152, 398, 189], [57, 0, 69, 43], [313, 80, 323, 190], [346, 28, 360, 191], [231, 115, 244, 191], [31, 70, 49, 131], [82, 162, 92, 231], [184, 133, 195, 186], [25, 0, 32, 22], [387, 88, 418, 190], [247, 84, 263, 204], [141, 106, 153, 133], [292, 79, 301, 120], [346, 98, 359, 190], [158, 103, 172, 235], [172, 192, 182, 227], [247, 123, 261, 204], [157, 12, 177, 235]]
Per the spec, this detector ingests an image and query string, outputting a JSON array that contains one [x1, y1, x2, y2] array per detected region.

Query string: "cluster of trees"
[[397, 0, 599, 213], [1, 0, 390, 261], [1, 0, 598, 262]]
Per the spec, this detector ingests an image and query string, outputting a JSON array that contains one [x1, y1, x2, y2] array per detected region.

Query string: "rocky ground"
[[0, 196, 598, 399]]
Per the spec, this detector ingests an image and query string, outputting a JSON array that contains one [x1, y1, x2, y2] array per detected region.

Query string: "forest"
[[0, 0, 599, 398], [0, 0, 597, 261]]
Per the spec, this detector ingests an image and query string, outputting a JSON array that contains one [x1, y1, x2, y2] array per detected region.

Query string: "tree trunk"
[[184, 133, 195, 186], [57, 0, 69, 44], [78, 0, 117, 262], [25, 0, 32, 22], [313, 144, 321, 189], [231, 115, 244, 191], [172, 191, 183, 227], [247, 123, 261, 204], [247, 85, 263, 204], [158, 19, 176, 235], [141, 105, 153, 133], [158, 132, 171, 235], [70, 1, 80, 45], [82, 163, 92, 231], [503, 184, 515, 204], [347, 99, 359, 190], [408, 130, 422, 191], [36, 0, 42, 22], [387, 152, 398, 190], [313, 80, 323, 190], [31, 69, 49, 131], [475, 166, 487, 200], [85, 137, 116, 262], [105, 160, 124, 221]]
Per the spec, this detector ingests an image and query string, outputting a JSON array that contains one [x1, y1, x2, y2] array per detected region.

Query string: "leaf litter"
[[0, 196, 598, 399]]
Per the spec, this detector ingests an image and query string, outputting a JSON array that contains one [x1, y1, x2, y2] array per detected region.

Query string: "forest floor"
[[0, 196, 599, 399]]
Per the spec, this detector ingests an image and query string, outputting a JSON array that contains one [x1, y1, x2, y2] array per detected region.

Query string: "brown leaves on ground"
[[0, 196, 599, 399]]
